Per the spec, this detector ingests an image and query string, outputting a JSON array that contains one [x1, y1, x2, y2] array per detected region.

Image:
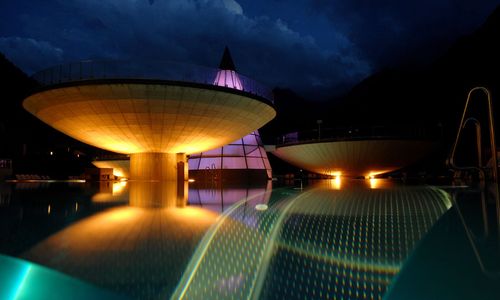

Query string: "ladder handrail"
[[447, 86, 500, 233], [448, 87, 497, 179]]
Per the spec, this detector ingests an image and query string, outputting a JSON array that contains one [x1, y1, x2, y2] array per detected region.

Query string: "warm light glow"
[[170, 207, 220, 225], [365, 171, 389, 179], [369, 178, 379, 189], [105, 208, 140, 222], [112, 181, 127, 195], [47, 205, 51, 215], [23, 84, 276, 156], [75, 202, 78, 212], [49, 151, 53, 156], [174, 207, 206, 218], [92, 161, 130, 179], [273, 140, 435, 178], [333, 176, 341, 190], [188, 179, 195, 183]]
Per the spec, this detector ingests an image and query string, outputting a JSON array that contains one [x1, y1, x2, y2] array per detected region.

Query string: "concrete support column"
[[130, 153, 171, 181], [129, 181, 187, 208], [129, 152, 188, 207]]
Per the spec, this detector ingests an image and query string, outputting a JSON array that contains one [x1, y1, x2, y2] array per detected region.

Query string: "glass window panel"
[[199, 157, 221, 170], [222, 157, 247, 169], [223, 145, 245, 156], [259, 147, 268, 157], [187, 189, 201, 203], [263, 158, 271, 170], [222, 189, 247, 204], [202, 147, 222, 156], [195, 189, 223, 204], [247, 188, 266, 201], [243, 134, 258, 145], [188, 158, 200, 170], [189, 153, 201, 159], [247, 157, 264, 169], [245, 145, 260, 157]]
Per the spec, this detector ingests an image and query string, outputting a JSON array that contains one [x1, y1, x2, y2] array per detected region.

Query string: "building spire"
[[219, 46, 237, 71]]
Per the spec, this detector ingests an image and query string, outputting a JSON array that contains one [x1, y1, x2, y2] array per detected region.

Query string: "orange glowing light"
[[172, 207, 219, 224], [23, 84, 276, 155], [369, 178, 379, 189], [112, 181, 127, 195], [333, 176, 342, 190], [105, 208, 140, 222], [175, 207, 206, 218], [113, 169, 124, 178], [332, 171, 342, 177]]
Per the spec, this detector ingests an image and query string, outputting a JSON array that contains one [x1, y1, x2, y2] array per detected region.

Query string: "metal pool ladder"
[[447, 87, 500, 220], [447, 86, 500, 229], [448, 87, 500, 278], [448, 87, 497, 180]]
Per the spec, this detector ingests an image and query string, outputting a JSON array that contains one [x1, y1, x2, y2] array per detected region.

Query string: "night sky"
[[0, 0, 498, 100]]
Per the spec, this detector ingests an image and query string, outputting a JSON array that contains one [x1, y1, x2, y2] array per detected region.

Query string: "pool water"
[[0, 179, 499, 299]]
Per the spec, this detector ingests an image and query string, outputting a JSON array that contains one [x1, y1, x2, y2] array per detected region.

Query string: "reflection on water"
[[320, 177, 395, 190], [0, 180, 272, 299], [174, 180, 451, 300], [188, 181, 273, 213], [0, 179, 458, 300]]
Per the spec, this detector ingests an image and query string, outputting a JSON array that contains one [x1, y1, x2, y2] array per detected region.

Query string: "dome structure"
[[189, 48, 272, 182]]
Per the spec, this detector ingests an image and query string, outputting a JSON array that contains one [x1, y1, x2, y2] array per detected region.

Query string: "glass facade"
[[188, 131, 272, 179]]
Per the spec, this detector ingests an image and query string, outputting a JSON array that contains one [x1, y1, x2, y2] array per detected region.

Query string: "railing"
[[448, 87, 497, 180], [31, 60, 274, 102], [446, 87, 500, 233], [277, 124, 441, 146], [93, 153, 130, 161]]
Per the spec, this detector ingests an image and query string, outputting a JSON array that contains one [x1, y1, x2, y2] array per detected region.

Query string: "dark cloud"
[[311, 0, 499, 69], [0, 0, 369, 99], [0, 37, 63, 74], [0, 0, 497, 99]]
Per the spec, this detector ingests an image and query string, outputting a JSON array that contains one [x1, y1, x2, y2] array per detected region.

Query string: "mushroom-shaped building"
[[272, 127, 438, 178], [23, 54, 275, 189]]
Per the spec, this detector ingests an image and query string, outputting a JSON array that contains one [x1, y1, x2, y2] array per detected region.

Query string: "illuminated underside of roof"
[[23, 83, 275, 155], [272, 140, 436, 178]]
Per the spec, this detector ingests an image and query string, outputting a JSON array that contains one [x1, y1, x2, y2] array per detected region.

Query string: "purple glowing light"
[[213, 70, 243, 90]]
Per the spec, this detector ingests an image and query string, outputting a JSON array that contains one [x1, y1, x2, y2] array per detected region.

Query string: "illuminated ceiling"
[[23, 83, 275, 154], [272, 140, 436, 177]]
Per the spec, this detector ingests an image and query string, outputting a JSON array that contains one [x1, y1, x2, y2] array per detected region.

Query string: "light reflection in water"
[[174, 181, 451, 300], [13, 179, 272, 300], [323, 177, 395, 190], [112, 181, 127, 195], [1, 179, 451, 300]]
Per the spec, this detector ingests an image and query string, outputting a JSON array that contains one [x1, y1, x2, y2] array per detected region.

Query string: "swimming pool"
[[0, 179, 498, 299]]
